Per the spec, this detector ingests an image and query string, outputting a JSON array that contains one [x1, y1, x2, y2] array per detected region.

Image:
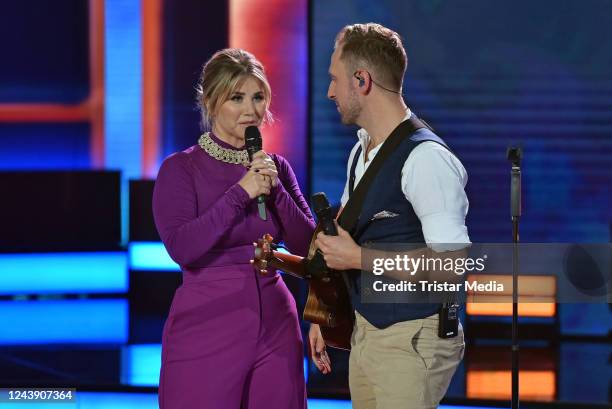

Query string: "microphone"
[[245, 126, 267, 220], [306, 192, 337, 280], [506, 147, 522, 219], [312, 192, 338, 236]]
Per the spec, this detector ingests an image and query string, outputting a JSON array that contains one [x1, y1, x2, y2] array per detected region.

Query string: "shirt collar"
[[356, 108, 412, 159]]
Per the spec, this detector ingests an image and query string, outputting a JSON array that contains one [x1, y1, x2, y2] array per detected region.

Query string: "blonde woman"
[[153, 48, 314, 409]]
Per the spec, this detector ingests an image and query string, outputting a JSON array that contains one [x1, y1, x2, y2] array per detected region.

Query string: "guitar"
[[252, 228, 354, 350]]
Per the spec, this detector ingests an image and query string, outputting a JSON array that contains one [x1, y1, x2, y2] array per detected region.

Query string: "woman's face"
[[212, 76, 267, 148]]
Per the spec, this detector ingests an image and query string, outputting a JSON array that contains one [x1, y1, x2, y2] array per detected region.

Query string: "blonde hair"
[[335, 23, 407, 92], [195, 48, 273, 129]]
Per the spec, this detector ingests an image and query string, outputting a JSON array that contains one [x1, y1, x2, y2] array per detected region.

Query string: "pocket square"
[[371, 210, 400, 220]]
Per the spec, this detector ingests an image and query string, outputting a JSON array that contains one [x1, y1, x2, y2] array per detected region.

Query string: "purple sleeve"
[[270, 154, 316, 256], [152, 152, 251, 266]]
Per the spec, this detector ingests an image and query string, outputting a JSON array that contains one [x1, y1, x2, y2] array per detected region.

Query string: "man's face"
[[327, 48, 361, 125]]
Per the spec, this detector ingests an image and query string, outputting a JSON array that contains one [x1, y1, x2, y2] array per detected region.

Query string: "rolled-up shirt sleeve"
[[401, 141, 470, 251]]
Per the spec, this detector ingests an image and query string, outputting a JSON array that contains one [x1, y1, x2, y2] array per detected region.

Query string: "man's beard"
[[340, 90, 361, 125]]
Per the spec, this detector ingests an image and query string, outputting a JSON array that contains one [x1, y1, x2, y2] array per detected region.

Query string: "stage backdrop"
[[310, 0, 612, 337], [310, 0, 612, 244]]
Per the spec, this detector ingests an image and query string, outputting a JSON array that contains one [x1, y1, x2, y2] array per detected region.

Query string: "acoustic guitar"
[[252, 227, 354, 350]]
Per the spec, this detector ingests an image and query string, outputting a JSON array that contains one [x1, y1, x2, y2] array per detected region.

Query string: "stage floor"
[[1, 309, 610, 409]]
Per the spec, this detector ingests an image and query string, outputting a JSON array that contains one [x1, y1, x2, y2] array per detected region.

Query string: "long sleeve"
[[152, 152, 251, 266], [270, 154, 316, 256]]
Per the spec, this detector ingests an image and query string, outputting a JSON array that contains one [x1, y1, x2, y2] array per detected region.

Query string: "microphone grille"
[[245, 126, 262, 151], [311, 192, 330, 215]]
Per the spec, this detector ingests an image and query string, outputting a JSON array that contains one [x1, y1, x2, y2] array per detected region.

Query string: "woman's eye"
[[254, 95, 264, 101], [231, 95, 243, 102]]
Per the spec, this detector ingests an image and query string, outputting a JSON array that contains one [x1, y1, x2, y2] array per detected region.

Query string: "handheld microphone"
[[312, 192, 338, 236], [306, 192, 337, 280], [245, 126, 267, 220]]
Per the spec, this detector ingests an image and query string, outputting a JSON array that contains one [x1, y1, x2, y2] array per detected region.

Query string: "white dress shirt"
[[340, 111, 470, 251]]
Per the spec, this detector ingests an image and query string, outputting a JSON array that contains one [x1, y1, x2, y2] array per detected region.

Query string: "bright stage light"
[[128, 242, 179, 271], [0, 299, 128, 345], [0, 252, 128, 295], [121, 344, 162, 387]]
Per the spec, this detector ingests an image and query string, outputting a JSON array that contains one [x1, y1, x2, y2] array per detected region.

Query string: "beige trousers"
[[349, 311, 464, 409]]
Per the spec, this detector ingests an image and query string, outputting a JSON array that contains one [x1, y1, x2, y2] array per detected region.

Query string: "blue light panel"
[[0, 299, 128, 345], [104, 0, 142, 180], [0, 252, 128, 295], [0, 124, 91, 170], [121, 344, 162, 387], [128, 242, 179, 271], [105, 0, 143, 244]]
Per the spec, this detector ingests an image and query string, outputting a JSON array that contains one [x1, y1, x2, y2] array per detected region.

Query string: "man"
[[310, 23, 469, 409]]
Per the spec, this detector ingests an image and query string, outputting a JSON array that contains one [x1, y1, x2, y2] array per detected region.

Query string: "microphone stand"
[[507, 147, 522, 409]]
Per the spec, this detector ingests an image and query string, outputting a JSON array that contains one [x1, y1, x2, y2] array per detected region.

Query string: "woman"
[[153, 48, 315, 409]]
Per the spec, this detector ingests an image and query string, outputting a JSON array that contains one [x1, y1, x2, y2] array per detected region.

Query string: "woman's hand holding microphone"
[[238, 151, 278, 199]]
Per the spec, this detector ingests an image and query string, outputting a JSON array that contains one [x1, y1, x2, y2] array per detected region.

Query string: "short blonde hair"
[[335, 23, 407, 92], [195, 48, 273, 129]]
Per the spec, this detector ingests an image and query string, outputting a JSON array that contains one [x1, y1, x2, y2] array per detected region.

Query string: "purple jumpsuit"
[[153, 133, 315, 409]]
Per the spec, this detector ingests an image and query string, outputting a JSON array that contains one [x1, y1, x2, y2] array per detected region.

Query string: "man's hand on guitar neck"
[[308, 324, 331, 374], [314, 222, 362, 270]]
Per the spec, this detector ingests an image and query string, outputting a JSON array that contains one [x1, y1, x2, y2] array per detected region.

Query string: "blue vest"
[[349, 126, 451, 329]]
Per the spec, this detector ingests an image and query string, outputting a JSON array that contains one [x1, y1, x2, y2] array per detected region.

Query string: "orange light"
[[229, 0, 308, 169], [466, 274, 556, 297], [467, 370, 555, 401], [88, 0, 105, 168], [466, 302, 556, 317], [142, 0, 162, 178], [0, 0, 105, 168], [465, 274, 556, 317], [0, 102, 91, 122]]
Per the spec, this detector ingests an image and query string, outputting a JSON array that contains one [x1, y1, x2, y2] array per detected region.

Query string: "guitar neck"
[[269, 251, 307, 279]]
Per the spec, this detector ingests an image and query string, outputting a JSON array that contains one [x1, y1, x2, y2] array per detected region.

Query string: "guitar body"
[[303, 274, 354, 350], [253, 225, 355, 350]]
